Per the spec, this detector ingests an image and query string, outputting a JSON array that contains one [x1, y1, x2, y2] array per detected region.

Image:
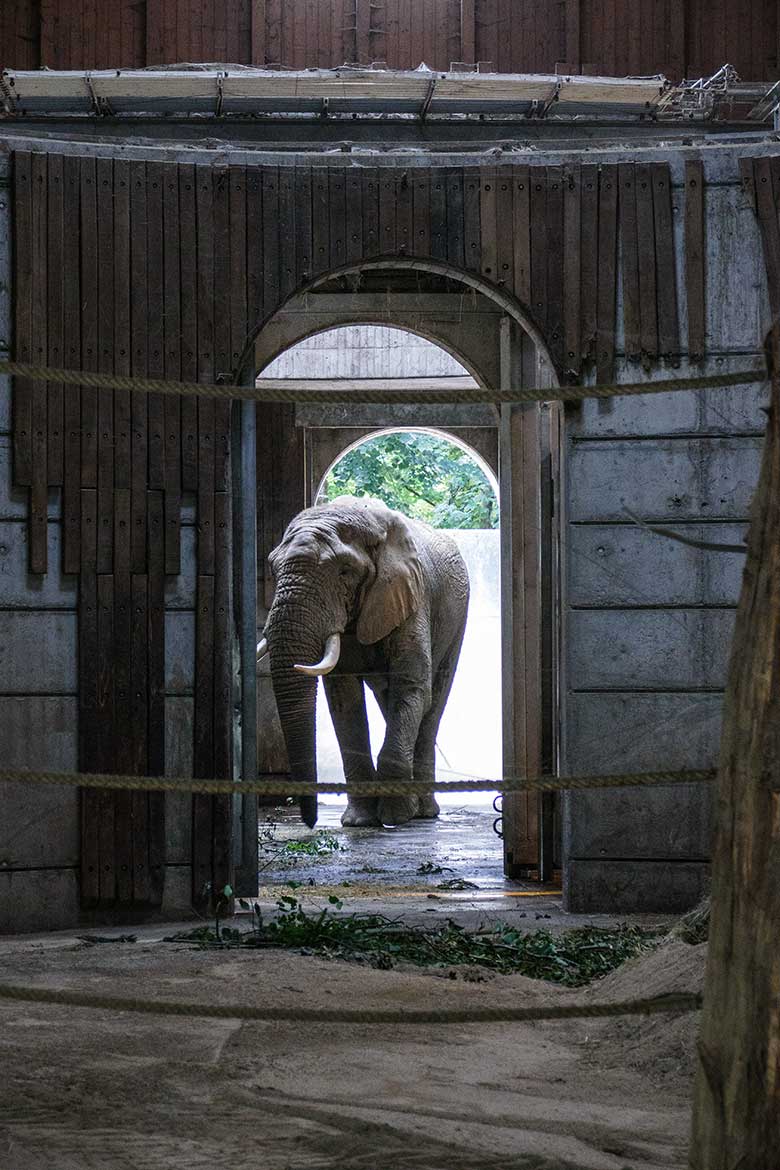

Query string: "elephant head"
[[259, 496, 424, 826]]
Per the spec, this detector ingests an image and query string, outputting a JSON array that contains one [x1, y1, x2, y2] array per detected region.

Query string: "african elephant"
[[257, 496, 470, 828]]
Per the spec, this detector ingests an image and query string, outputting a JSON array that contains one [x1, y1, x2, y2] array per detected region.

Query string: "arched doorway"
[[252, 265, 560, 886], [313, 426, 501, 806]]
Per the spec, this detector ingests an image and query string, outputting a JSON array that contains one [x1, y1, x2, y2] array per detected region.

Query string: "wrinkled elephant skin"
[[263, 496, 470, 828]]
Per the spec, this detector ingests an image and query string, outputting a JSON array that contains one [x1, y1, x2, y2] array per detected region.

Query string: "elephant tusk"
[[256, 637, 269, 661], [294, 633, 341, 677]]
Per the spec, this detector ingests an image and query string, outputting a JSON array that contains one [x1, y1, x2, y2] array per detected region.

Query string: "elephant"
[[257, 496, 470, 829]]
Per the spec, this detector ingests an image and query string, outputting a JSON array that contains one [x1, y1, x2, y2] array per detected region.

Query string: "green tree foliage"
[[320, 431, 498, 529]]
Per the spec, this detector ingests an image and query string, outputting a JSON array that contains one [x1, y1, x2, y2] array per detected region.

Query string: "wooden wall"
[[3, 1, 778, 81], [12, 148, 700, 909]]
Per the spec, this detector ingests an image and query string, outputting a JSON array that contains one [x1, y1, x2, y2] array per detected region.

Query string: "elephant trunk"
[[265, 588, 332, 828]]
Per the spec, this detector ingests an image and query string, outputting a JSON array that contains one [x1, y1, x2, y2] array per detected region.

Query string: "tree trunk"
[[689, 338, 780, 1164]]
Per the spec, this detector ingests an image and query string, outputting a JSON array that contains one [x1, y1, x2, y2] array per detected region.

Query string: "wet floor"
[[250, 794, 573, 929]]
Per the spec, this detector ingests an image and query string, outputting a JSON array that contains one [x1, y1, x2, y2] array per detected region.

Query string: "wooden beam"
[[250, 2, 266, 70], [689, 333, 780, 1167]]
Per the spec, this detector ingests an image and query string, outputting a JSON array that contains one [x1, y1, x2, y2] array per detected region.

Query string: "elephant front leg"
[[376, 682, 430, 826], [323, 674, 379, 827]]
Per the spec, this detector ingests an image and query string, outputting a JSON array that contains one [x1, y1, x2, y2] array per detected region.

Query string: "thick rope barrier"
[[0, 359, 765, 406], [0, 766, 716, 799], [0, 982, 702, 1025]]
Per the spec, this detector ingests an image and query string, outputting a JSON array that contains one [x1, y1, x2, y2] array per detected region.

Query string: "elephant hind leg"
[[323, 674, 379, 827]]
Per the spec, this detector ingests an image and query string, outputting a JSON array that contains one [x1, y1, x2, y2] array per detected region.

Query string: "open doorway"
[[255, 325, 514, 900]]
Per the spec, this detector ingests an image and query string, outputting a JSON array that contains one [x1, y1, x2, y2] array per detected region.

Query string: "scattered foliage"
[[320, 432, 498, 529], [165, 897, 659, 987]]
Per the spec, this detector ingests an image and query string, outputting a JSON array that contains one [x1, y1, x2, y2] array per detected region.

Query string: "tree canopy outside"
[[319, 431, 498, 529]]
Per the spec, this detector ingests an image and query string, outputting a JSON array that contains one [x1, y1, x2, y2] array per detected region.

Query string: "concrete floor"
[[251, 797, 669, 933]]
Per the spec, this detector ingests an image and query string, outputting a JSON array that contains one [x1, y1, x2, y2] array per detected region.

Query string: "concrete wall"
[[561, 147, 768, 913], [0, 155, 198, 931], [262, 324, 468, 379]]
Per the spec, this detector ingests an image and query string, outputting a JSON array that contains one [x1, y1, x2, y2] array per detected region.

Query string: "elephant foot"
[[341, 797, 379, 827], [378, 795, 419, 827], [416, 793, 440, 819]]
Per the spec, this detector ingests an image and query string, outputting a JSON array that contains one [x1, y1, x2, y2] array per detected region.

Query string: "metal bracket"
[[215, 72, 225, 117], [420, 77, 436, 121]]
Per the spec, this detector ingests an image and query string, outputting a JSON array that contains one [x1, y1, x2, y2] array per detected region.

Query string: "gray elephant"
[[257, 496, 469, 828]]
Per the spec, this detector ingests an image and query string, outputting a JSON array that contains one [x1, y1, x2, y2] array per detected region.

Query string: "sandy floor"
[[0, 922, 705, 1170]]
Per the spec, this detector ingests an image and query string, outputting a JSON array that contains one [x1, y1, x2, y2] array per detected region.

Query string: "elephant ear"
[[356, 512, 424, 645]]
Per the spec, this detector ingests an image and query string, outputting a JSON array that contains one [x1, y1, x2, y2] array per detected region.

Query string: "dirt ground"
[[0, 922, 705, 1170]]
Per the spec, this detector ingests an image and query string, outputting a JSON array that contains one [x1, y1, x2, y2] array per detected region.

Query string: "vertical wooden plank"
[[318, 0, 332, 68], [251, 0, 266, 64], [596, 162, 618, 384], [96, 156, 114, 576], [652, 162, 680, 361], [62, 155, 81, 574], [214, 0, 228, 61], [356, 0, 370, 61], [261, 165, 281, 315], [80, 156, 98, 496], [230, 165, 249, 374], [618, 162, 641, 362], [479, 168, 498, 283], [29, 152, 48, 574], [565, 0, 580, 70], [379, 169, 397, 256], [147, 489, 166, 904], [635, 162, 658, 360], [46, 153, 64, 487], [193, 574, 215, 905], [529, 166, 547, 332], [163, 163, 182, 576], [311, 165, 330, 276], [327, 167, 346, 271], [362, 166, 380, 259], [246, 164, 264, 334], [545, 166, 564, 371], [512, 164, 531, 308], [398, 0, 412, 67], [446, 168, 465, 270], [430, 168, 448, 262], [460, 0, 475, 62], [130, 572, 149, 901], [563, 163, 581, 380], [684, 159, 706, 361], [413, 170, 431, 258], [113, 492, 133, 903], [213, 491, 233, 895], [265, 0, 281, 63], [463, 167, 481, 273], [130, 160, 148, 573], [114, 160, 131, 493], [579, 163, 598, 364], [278, 164, 298, 299], [97, 573, 115, 902], [295, 165, 314, 282], [79, 485, 99, 903], [197, 165, 216, 576], [146, 0, 164, 64], [396, 169, 413, 257], [494, 167, 513, 289], [410, 0, 424, 67], [146, 162, 165, 493], [14, 150, 33, 490], [213, 166, 232, 506], [344, 168, 363, 267], [668, 0, 685, 80], [754, 157, 780, 321], [179, 164, 199, 493]]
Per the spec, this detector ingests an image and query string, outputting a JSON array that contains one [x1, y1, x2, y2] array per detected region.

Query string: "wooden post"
[[689, 334, 780, 1164], [499, 318, 545, 877]]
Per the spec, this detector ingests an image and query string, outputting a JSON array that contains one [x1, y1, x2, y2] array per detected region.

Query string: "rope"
[[0, 982, 702, 1025], [0, 766, 716, 798], [0, 359, 765, 406]]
